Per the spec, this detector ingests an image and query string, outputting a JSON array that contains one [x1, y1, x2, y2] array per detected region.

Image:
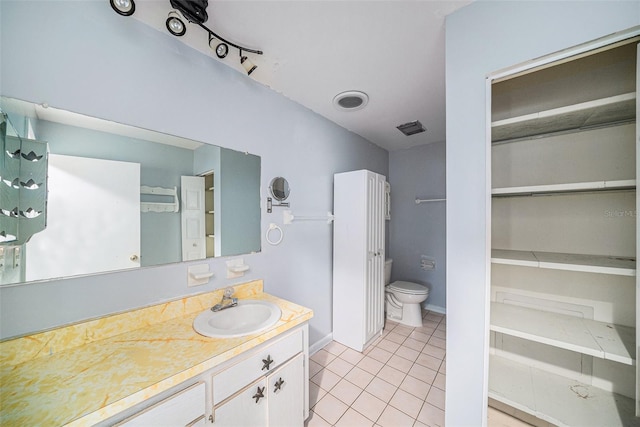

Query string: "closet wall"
[[489, 40, 638, 425]]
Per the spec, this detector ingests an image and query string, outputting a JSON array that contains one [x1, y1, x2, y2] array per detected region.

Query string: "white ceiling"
[[133, 0, 473, 152]]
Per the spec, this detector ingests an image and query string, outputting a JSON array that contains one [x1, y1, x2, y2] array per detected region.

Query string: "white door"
[[181, 176, 206, 261], [213, 378, 268, 426], [25, 154, 140, 281]]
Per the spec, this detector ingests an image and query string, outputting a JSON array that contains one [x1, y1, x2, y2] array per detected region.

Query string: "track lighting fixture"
[[240, 50, 257, 75], [110, 0, 135, 16], [109, 0, 263, 76], [166, 11, 186, 36], [209, 34, 228, 59]]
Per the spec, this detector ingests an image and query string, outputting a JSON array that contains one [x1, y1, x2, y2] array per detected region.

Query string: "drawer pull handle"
[[253, 386, 265, 403], [274, 377, 285, 392], [262, 355, 274, 371]]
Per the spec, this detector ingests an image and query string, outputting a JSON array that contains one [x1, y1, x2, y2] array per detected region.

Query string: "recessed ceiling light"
[[333, 91, 369, 111]]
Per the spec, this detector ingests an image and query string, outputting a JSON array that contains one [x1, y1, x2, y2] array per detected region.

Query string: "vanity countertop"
[[0, 280, 313, 426]]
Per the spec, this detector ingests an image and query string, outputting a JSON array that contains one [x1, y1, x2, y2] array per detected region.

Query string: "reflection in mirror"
[[269, 177, 290, 201], [0, 97, 261, 286]]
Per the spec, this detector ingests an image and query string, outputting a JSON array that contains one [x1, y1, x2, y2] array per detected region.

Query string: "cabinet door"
[[268, 353, 304, 427], [364, 172, 386, 343], [213, 378, 268, 426]]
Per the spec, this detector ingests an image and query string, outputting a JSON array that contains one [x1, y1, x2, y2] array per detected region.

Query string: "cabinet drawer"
[[116, 382, 205, 426], [212, 328, 303, 403]]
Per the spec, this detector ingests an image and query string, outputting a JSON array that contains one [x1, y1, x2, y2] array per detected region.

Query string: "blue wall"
[[0, 1, 388, 344], [388, 141, 446, 312]]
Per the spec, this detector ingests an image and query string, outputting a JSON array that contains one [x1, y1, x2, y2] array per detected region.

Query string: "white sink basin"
[[193, 299, 282, 338]]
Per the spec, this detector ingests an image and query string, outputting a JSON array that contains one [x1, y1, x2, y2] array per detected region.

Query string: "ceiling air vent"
[[333, 91, 369, 111], [396, 120, 426, 136]]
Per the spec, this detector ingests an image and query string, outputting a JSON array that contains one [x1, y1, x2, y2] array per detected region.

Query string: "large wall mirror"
[[0, 96, 261, 286]]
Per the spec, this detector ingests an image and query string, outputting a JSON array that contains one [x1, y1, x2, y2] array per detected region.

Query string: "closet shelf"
[[491, 179, 636, 197], [491, 249, 636, 276], [491, 302, 635, 365], [491, 92, 636, 142], [489, 355, 637, 427]]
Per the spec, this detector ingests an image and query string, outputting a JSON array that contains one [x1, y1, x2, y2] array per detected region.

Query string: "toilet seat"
[[387, 281, 428, 295]]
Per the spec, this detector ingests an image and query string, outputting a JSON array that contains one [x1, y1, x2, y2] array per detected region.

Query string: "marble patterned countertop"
[[0, 280, 313, 426]]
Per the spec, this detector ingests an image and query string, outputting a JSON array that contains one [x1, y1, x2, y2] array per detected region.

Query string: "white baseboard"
[[309, 333, 333, 356], [424, 303, 446, 315]]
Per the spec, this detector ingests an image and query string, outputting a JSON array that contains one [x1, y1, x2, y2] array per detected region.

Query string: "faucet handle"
[[223, 287, 235, 298]]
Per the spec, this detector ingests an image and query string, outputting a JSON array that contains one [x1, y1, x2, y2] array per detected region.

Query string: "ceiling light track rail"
[[109, 0, 263, 76]]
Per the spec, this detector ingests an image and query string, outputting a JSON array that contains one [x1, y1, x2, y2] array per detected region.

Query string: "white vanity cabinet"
[[212, 353, 304, 426], [489, 37, 639, 425], [210, 326, 307, 426]]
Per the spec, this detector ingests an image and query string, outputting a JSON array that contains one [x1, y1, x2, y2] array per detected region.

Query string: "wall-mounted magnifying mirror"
[[269, 177, 290, 201], [267, 177, 290, 213]]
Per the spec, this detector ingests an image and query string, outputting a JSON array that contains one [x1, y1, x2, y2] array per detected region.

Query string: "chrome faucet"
[[211, 287, 238, 312]]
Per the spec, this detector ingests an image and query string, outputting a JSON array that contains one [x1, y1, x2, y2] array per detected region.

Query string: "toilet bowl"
[[384, 259, 430, 327]]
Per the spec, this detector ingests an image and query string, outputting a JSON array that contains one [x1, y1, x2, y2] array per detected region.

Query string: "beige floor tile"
[[365, 376, 398, 402], [396, 346, 420, 362], [357, 355, 385, 375], [345, 366, 375, 389], [311, 368, 342, 392], [326, 357, 355, 377], [368, 347, 393, 364], [352, 391, 387, 423], [340, 347, 365, 365], [376, 338, 401, 353], [309, 381, 327, 408], [417, 403, 444, 427], [409, 330, 431, 343], [432, 329, 446, 340], [387, 354, 413, 373], [311, 349, 337, 367], [377, 404, 416, 427], [399, 375, 431, 400], [422, 344, 445, 360], [404, 338, 426, 352], [324, 340, 349, 356], [433, 373, 445, 391], [305, 410, 332, 427], [330, 378, 363, 406], [313, 393, 349, 425], [309, 359, 323, 378], [389, 388, 424, 419], [408, 363, 437, 385], [428, 336, 446, 350], [413, 420, 429, 427], [426, 386, 445, 410], [423, 320, 440, 329], [439, 361, 446, 374], [335, 408, 375, 427], [393, 325, 414, 337], [487, 406, 534, 427], [386, 332, 407, 344], [377, 365, 406, 387], [415, 353, 442, 371]]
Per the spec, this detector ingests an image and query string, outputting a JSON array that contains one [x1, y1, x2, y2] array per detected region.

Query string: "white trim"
[[489, 26, 640, 81], [423, 303, 446, 315], [309, 333, 333, 356]]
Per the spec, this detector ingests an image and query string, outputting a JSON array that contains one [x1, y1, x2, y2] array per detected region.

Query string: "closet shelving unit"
[[489, 39, 639, 426], [204, 172, 215, 258]]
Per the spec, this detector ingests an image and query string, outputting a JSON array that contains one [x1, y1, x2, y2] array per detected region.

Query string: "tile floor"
[[306, 311, 447, 427]]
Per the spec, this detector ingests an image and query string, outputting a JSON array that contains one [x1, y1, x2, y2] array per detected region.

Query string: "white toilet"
[[384, 259, 430, 327]]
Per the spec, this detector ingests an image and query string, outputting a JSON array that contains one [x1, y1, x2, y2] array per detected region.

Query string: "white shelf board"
[[491, 249, 636, 276], [491, 179, 636, 196], [489, 355, 638, 427], [491, 302, 635, 365], [492, 92, 636, 142]]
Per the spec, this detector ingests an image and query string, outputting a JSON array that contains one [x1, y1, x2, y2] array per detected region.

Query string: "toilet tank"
[[384, 259, 393, 285]]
